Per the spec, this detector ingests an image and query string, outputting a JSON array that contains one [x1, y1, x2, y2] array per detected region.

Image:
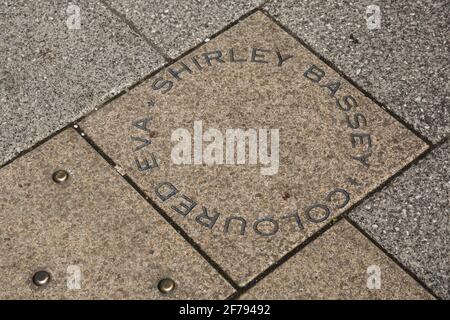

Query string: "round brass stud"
[[32, 270, 51, 287], [52, 170, 69, 183], [158, 278, 176, 294]]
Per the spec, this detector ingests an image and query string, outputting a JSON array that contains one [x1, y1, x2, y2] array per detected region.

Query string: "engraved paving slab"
[[0, 129, 234, 299], [240, 220, 433, 299], [80, 12, 428, 285]]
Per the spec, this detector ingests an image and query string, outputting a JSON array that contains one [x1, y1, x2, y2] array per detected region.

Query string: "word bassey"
[[171, 121, 280, 175]]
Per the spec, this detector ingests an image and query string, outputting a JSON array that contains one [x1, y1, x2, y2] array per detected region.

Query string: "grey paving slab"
[[265, 0, 449, 142], [0, 0, 164, 167], [240, 220, 433, 299], [0, 129, 234, 299], [104, 0, 264, 58], [349, 141, 449, 299], [80, 12, 426, 286]]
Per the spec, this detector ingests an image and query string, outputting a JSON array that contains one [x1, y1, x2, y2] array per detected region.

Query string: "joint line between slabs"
[[229, 138, 447, 299], [258, 8, 434, 148], [100, 0, 172, 62], [343, 215, 442, 300], [72, 125, 241, 292]]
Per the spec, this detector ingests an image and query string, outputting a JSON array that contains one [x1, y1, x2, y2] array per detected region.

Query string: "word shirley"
[[151, 47, 293, 93]]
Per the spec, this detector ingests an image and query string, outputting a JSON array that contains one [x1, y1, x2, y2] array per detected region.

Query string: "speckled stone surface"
[[265, 0, 449, 142], [0, 129, 234, 299], [0, 0, 164, 167], [80, 12, 427, 286], [349, 141, 449, 299], [240, 220, 433, 299], [104, 0, 264, 58]]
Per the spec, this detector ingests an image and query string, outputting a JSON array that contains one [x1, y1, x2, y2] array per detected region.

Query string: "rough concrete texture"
[[104, 0, 265, 58], [80, 12, 427, 286], [0, 129, 234, 299], [0, 0, 164, 167], [265, 0, 449, 142], [240, 220, 433, 299], [350, 141, 449, 299]]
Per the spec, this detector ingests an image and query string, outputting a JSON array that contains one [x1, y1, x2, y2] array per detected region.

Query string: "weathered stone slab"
[[80, 12, 427, 285], [0, 0, 164, 166], [240, 220, 433, 299], [0, 129, 233, 299], [104, 0, 264, 58]]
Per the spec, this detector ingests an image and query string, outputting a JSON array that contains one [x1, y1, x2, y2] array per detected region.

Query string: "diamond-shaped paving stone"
[[239, 220, 433, 299], [80, 12, 427, 285], [0, 129, 233, 299]]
